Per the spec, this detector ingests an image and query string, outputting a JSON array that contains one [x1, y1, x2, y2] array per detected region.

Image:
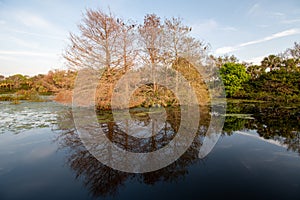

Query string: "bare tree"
[[163, 17, 191, 93], [117, 19, 137, 72], [64, 9, 211, 108], [163, 17, 192, 61], [116, 18, 138, 104], [64, 9, 121, 72], [64, 9, 140, 109], [288, 42, 300, 60], [138, 14, 164, 92]]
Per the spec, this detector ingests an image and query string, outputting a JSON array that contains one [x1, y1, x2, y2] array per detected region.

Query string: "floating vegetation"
[[0, 101, 68, 134]]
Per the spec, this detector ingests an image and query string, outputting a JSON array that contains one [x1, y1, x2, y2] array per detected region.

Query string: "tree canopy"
[[63, 9, 211, 109], [220, 63, 250, 97]]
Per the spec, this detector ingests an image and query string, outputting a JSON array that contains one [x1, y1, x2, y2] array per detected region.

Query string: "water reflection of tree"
[[55, 107, 210, 198], [55, 103, 300, 197], [224, 103, 300, 154]]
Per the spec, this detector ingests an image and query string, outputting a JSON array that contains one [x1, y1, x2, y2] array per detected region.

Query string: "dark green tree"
[[261, 54, 282, 71]]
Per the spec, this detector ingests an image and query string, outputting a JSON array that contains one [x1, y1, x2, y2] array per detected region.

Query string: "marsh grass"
[[0, 90, 45, 104]]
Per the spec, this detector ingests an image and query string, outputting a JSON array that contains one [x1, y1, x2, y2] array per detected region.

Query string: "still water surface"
[[0, 101, 299, 199]]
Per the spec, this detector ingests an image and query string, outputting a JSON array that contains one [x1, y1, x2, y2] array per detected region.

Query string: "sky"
[[0, 0, 300, 76]]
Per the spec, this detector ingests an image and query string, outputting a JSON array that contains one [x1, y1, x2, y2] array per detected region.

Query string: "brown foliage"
[[64, 9, 211, 109], [173, 58, 210, 105], [54, 90, 73, 105]]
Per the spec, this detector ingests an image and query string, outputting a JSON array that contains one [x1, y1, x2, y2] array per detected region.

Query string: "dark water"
[[0, 101, 299, 200]]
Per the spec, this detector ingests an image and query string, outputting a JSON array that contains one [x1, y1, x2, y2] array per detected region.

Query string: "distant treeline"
[[0, 70, 77, 102], [218, 42, 300, 102], [1, 44, 300, 104], [1, 42, 299, 104]]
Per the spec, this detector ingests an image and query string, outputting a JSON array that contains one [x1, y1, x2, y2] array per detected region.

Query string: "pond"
[[0, 101, 299, 199]]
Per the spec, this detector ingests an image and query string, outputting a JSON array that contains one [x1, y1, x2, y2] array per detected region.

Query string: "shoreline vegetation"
[[1, 42, 299, 107], [1, 10, 299, 108]]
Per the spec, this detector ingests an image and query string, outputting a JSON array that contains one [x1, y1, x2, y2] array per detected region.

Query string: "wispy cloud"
[[215, 47, 236, 55], [5, 36, 40, 49], [248, 3, 286, 20], [248, 3, 260, 15], [269, 12, 285, 18], [9, 11, 67, 37], [245, 55, 266, 65], [192, 19, 237, 35], [281, 18, 300, 24], [0, 55, 14, 61], [16, 11, 53, 29], [193, 19, 218, 33], [257, 24, 270, 28], [215, 28, 300, 54], [3, 27, 67, 41], [0, 50, 57, 58], [221, 26, 238, 31]]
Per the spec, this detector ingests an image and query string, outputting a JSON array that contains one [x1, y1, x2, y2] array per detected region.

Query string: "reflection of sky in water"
[[0, 128, 55, 175], [0, 101, 68, 134], [0, 128, 88, 200], [235, 130, 288, 149]]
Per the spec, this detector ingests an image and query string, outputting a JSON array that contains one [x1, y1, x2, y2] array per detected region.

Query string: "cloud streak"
[[7, 10, 67, 37], [248, 3, 260, 15], [192, 19, 237, 35], [281, 18, 300, 24], [215, 28, 300, 54], [5, 36, 40, 49], [4, 27, 67, 41], [244, 55, 266, 65], [0, 50, 57, 58], [16, 11, 55, 30]]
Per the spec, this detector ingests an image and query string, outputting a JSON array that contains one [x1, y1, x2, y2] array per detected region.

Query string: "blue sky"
[[0, 0, 300, 76]]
